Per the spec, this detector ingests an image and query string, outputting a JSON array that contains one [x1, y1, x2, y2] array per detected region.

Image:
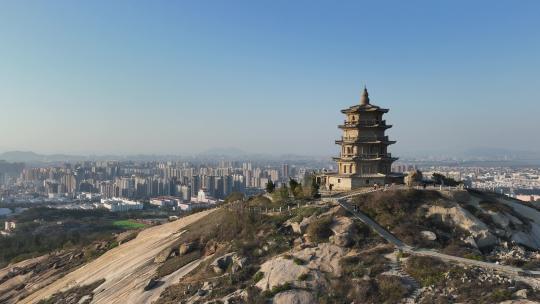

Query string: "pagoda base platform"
[[320, 173, 386, 191], [317, 173, 404, 191]]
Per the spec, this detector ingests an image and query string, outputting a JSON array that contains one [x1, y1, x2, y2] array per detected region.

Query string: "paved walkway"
[[331, 190, 540, 289]]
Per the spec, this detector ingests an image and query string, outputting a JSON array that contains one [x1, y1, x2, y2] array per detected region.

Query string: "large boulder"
[[221, 289, 248, 304], [293, 243, 345, 276], [179, 242, 196, 255], [211, 252, 235, 274], [210, 252, 246, 274], [255, 257, 309, 291], [421, 230, 437, 241], [330, 216, 354, 247], [513, 289, 528, 299], [286, 215, 317, 235], [204, 240, 219, 256], [154, 247, 174, 263], [426, 205, 498, 249], [273, 290, 315, 304]]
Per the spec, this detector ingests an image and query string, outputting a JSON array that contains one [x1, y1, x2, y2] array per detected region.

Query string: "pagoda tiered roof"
[[341, 87, 389, 113], [341, 103, 389, 114]]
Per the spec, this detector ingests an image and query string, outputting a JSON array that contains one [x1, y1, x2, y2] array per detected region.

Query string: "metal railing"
[[339, 136, 389, 142], [339, 153, 392, 159], [342, 120, 386, 127]]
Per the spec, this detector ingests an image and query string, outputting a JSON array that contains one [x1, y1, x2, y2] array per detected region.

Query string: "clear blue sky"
[[0, 0, 539, 156]]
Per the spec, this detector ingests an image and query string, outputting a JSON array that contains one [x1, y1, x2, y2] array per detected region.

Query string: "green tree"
[[265, 180, 276, 193], [432, 173, 461, 187], [310, 177, 321, 198], [279, 185, 289, 200], [292, 184, 304, 199], [289, 178, 300, 193]]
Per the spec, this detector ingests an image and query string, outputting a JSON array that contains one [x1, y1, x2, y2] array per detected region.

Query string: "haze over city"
[[1, 0, 539, 156]]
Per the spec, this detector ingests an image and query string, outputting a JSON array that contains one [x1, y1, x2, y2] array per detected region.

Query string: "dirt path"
[[20, 209, 216, 304]]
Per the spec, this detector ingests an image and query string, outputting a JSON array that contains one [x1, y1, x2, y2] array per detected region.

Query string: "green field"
[[113, 220, 146, 229]]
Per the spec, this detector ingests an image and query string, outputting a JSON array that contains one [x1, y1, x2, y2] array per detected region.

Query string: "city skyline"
[[1, 1, 539, 156]]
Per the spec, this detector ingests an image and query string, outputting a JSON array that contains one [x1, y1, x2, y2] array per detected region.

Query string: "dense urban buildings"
[[399, 164, 540, 203], [0, 158, 321, 210]]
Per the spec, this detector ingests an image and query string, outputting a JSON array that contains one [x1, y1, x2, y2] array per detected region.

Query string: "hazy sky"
[[1, 0, 539, 156]]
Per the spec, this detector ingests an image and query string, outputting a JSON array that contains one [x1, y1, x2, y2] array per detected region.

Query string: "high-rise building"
[[282, 164, 289, 180], [180, 185, 192, 202]]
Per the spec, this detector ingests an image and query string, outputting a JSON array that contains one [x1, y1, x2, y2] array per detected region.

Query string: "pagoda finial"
[[360, 86, 370, 105]]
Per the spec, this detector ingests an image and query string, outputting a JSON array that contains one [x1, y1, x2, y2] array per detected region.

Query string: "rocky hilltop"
[[1, 188, 540, 304]]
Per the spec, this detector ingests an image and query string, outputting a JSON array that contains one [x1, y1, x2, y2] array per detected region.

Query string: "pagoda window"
[[349, 164, 353, 173]]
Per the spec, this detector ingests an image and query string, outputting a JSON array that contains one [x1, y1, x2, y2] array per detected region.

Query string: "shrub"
[[489, 288, 513, 302], [306, 216, 333, 243], [253, 271, 264, 282], [353, 190, 442, 229], [340, 256, 365, 278], [523, 260, 540, 270]]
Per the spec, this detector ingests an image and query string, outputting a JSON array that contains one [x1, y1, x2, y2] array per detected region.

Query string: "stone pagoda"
[[319, 87, 399, 191]]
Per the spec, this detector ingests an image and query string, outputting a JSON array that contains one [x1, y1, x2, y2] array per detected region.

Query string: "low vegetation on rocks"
[[353, 188, 540, 269], [6, 188, 540, 304], [404, 256, 540, 304], [37, 279, 105, 304]]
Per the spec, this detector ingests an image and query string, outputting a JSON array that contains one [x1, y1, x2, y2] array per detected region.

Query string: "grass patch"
[[464, 253, 484, 261], [156, 250, 202, 278], [404, 256, 446, 286], [289, 206, 324, 223], [262, 282, 293, 298], [113, 220, 146, 229], [376, 275, 408, 303]]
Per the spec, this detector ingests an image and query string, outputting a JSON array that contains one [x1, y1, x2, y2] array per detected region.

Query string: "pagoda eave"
[[335, 140, 396, 145], [338, 124, 392, 130], [341, 108, 389, 114], [333, 156, 398, 162]]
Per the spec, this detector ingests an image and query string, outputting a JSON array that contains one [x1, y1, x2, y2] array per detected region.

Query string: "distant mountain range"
[[0, 151, 86, 163], [1, 147, 539, 164]]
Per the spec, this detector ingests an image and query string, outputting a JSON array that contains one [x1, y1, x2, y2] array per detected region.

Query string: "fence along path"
[[224, 199, 322, 215]]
